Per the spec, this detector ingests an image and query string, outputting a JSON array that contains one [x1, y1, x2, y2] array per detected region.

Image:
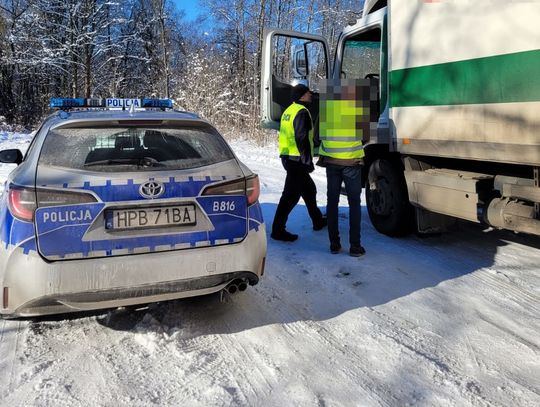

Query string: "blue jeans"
[[326, 165, 362, 247]]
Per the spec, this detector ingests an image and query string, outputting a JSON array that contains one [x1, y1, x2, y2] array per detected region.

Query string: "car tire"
[[366, 158, 414, 236]]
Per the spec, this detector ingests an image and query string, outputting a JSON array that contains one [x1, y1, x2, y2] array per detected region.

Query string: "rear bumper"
[[0, 227, 266, 317]]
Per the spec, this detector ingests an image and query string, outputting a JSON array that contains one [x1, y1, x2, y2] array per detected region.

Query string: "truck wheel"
[[366, 159, 414, 236]]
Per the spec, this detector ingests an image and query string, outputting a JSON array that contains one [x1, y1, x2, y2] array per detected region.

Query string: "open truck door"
[[260, 29, 330, 130]]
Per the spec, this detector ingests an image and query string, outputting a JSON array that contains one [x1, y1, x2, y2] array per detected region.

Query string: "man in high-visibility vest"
[[317, 80, 368, 256], [271, 84, 327, 242]]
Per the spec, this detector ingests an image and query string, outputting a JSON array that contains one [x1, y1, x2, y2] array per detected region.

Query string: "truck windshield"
[[341, 29, 381, 79]]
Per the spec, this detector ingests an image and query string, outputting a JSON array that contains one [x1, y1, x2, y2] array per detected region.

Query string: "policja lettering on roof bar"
[[105, 98, 141, 108]]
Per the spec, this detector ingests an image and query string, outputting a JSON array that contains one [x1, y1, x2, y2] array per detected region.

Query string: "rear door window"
[[38, 126, 235, 171]]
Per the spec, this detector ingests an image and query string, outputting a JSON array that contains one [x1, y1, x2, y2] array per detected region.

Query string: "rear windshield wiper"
[[84, 157, 164, 167]]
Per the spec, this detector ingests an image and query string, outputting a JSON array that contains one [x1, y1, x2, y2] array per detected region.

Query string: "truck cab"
[[261, 0, 540, 237]]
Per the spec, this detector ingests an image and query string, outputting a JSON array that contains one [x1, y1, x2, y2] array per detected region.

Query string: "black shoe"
[[330, 242, 342, 254], [349, 245, 366, 257], [313, 216, 328, 231], [271, 230, 298, 242]]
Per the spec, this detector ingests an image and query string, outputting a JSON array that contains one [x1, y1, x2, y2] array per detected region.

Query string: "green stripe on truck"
[[390, 49, 540, 107]]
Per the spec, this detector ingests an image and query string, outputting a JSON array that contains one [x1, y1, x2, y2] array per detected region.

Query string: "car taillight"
[[7, 185, 98, 222], [202, 174, 260, 205], [8, 186, 37, 221], [246, 175, 260, 205], [36, 189, 97, 207], [202, 179, 246, 196]]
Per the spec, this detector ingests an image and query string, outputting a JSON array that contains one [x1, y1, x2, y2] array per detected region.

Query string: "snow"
[[0, 131, 34, 193], [0, 133, 539, 406]]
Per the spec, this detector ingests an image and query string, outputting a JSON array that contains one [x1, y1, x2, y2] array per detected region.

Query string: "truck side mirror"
[[293, 47, 308, 77], [0, 149, 23, 165]]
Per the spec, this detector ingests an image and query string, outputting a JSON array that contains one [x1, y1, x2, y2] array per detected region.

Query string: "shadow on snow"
[[27, 202, 539, 336]]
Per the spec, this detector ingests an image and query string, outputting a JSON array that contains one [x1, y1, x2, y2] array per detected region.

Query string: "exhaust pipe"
[[224, 279, 249, 295], [238, 281, 248, 292]]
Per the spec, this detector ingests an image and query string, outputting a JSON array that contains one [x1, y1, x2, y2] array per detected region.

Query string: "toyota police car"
[[0, 98, 266, 317]]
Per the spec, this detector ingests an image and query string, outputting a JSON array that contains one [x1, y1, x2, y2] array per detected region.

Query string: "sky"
[[172, 0, 204, 21]]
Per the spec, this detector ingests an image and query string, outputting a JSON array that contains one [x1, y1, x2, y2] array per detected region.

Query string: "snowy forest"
[[0, 0, 362, 137]]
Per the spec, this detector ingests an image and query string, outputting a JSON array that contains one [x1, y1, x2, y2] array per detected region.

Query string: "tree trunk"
[[158, 0, 170, 98]]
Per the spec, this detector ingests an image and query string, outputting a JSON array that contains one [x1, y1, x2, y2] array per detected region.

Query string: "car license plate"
[[108, 204, 196, 230]]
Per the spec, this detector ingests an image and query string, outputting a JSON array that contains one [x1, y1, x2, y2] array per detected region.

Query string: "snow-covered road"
[[0, 135, 539, 406]]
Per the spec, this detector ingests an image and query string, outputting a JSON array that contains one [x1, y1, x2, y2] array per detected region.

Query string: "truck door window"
[[260, 30, 329, 129], [341, 29, 381, 80], [272, 36, 327, 92]]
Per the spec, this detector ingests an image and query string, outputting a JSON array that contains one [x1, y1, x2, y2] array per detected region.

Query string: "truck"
[[260, 0, 540, 237]]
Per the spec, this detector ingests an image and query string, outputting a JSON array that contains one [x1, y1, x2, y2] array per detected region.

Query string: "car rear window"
[[38, 126, 235, 171]]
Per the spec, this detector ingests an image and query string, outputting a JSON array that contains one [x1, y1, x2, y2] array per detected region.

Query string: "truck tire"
[[366, 158, 414, 236]]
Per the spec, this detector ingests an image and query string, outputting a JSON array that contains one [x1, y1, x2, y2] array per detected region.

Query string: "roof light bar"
[[50, 98, 85, 108], [50, 97, 174, 110], [142, 98, 173, 109]]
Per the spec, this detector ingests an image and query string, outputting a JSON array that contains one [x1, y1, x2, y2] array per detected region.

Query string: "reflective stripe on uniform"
[[319, 135, 363, 141], [321, 144, 365, 153]]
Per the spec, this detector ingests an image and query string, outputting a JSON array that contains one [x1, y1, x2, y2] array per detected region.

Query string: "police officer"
[[271, 84, 327, 242], [318, 80, 367, 256]]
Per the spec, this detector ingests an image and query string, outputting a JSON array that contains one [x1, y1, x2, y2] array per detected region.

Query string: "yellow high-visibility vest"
[[279, 103, 313, 157], [319, 99, 365, 159]]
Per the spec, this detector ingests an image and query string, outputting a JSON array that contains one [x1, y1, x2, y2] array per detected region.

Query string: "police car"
[[0, 98, 266, 317]]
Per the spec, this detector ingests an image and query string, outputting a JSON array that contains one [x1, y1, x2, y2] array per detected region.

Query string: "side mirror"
[[292, 46, 308, 77], [0, 149, 23, 165]]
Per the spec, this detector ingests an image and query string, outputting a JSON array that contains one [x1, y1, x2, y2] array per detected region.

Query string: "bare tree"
[[0, 0, 360, 131]]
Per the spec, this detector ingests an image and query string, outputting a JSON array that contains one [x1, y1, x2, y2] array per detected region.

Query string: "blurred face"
[[299, 90, 313, 103], [342, 85, 356, 100]]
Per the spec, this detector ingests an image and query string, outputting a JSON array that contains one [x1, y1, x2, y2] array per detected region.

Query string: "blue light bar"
[[50, 97, 173, 110], [142, 98, 173, 109], [50, 98, 85, 108]]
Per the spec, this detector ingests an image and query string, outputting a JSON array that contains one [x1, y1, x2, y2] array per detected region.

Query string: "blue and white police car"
[[0, 98, 266, 317]]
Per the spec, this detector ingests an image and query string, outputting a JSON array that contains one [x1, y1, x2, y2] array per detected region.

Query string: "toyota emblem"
[[139, 181, 165, 199]]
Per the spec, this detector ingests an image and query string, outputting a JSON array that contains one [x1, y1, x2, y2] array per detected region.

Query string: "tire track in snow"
[[468, 268, 540, 317], [366, 308, 491, 406], [164, 296, 281, 405], [247, 274, 398, 406], [3, 320, 73, 406], [281, 318, 397, 406], [260, 227, 535, 406], [117, 304, 267, 405], [0, 319, 26, 397]]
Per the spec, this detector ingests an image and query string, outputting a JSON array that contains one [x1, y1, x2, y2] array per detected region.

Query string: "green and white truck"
[[260, 0, 540, 236]]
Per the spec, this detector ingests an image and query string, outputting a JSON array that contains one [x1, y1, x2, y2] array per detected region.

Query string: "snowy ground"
[[0, 133, 539, 406]]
